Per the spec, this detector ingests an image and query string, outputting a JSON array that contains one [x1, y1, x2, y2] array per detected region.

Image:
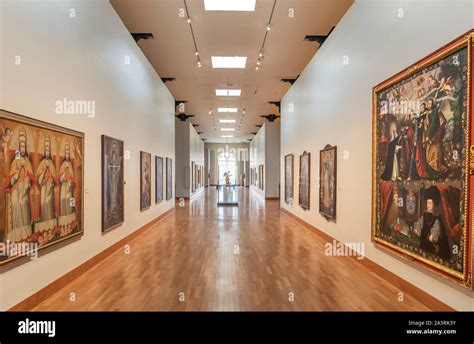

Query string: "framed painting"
[[319, 145, 337, 221], [299, 151, 310, 210], [155, 156, 163, 204], [191, 161, 195, 192], [140, 151, 151, 211], [101, 135, 124, 233], [284, 154, 294, 205], [259, 165, 264, 190], [0, 109, 84, 267], [372, 31, 473, 289], [166, 157, 173, 200]]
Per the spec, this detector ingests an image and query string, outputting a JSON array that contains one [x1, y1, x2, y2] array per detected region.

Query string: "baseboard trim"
[[279, 207, 454, 311], [9, 207, 175, 311]]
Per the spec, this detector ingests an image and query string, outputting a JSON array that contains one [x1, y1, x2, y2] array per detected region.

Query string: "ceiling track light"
[[184, 0, 201, 68], [256, 0, 275, 70]]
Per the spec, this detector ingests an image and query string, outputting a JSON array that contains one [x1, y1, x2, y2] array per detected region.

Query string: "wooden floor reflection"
[[33, 187, 437, 311]]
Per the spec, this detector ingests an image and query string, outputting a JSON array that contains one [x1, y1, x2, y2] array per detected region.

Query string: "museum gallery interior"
[[0, 0, 473, 315]]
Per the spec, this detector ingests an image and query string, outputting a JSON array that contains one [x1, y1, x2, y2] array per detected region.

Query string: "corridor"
[[32, 188, 443, 311]]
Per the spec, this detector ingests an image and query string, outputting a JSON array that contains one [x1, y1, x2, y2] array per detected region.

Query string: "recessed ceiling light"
[[218, 107, 238, 113], [204, 0, 256, 11], [266, 25, 271, 31], [221, 128, 235, 131], [259, 53, 263, 58], [222, 135, 234, 138], [211, 56, 247, 69], [216, 89, 241, 96], [187, 18, 191, 24], [219, 119, 236, 123], [255, 66, 259, 70]]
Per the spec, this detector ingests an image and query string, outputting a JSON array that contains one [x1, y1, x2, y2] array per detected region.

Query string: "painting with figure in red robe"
[[0, 109, 84, 267], [372, 32, 473, 289]]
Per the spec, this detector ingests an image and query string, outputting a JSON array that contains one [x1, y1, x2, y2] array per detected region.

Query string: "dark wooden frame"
[[101, 135, 124, 233], [166, 157, 173, 200], [155, 156, 163, 204], [319, 145, 337, 221], [284, 154, 294, 205], [299, 151, 311, 210], [0, 109, 85, 267], [140, 151, 151, 211]]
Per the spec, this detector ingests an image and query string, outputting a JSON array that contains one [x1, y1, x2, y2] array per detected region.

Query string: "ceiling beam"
[[304, 26, 335, 45], [131, 32, 155, 43]]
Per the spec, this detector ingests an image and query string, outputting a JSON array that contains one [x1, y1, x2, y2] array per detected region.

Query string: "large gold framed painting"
[[0, 110, 84, 267], [372, 31, 473, 289]]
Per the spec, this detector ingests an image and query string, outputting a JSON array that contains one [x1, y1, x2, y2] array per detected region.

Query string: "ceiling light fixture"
[[266, 25, 271, 31], [221, 128, 235, 131], [187, 18, 191, 24], [256, 66, 259, 70], [204, 0, 256, 11], [216, 89, 241, 96], [222, 135, 234, 138], [211, 56, 247, 69], [259, 53, 263, 58], [219, 119, 236, 123], [218, 107, 238, 113]]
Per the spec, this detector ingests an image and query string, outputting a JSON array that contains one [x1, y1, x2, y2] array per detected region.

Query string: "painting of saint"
[[166, 157, 172, 200], [319, 145, 336, 220], [0, 109, 84, 266], [299, 151, 310, 210], [372, 32, 471, 288], [155, 156, 163, 204], [102, 135, 124, 233], [284, 154, 294, 205], [140, 151, 151, 211]]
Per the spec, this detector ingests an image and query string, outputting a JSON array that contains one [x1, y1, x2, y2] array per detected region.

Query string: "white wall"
[[265, 122, 280, 198], [175, 120, 190, 198], [250, 123, 281, 198], [175, 120, 204, 198], [189, 124, 204, 196], [250, 125, 265, 196], [280, 0, 474, 310], [0, 0, 175, 310]]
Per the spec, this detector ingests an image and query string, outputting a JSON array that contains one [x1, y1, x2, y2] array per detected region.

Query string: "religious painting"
[[319, 145, 337, 221], [191, 161, 195, 192], [259, 165, 264, 190], [284, 154, 294, 205], [101, 135, 124, 233], [166, 157, 172, 200], [0, 109, 84, 267], [155, 156, 163, 204], [372, 31, 473, 289], [140, 151, 151, 211], [299, 151, 310, 210]]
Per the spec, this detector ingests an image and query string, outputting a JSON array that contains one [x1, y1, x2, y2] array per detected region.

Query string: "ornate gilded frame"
[[371, 31, 473, 289]]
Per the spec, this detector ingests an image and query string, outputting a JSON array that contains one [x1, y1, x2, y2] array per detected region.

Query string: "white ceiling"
[[111, 0, 353, 143]]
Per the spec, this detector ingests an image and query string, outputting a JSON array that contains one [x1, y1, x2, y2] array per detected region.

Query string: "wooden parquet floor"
[[32, 187, 434, 311]]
